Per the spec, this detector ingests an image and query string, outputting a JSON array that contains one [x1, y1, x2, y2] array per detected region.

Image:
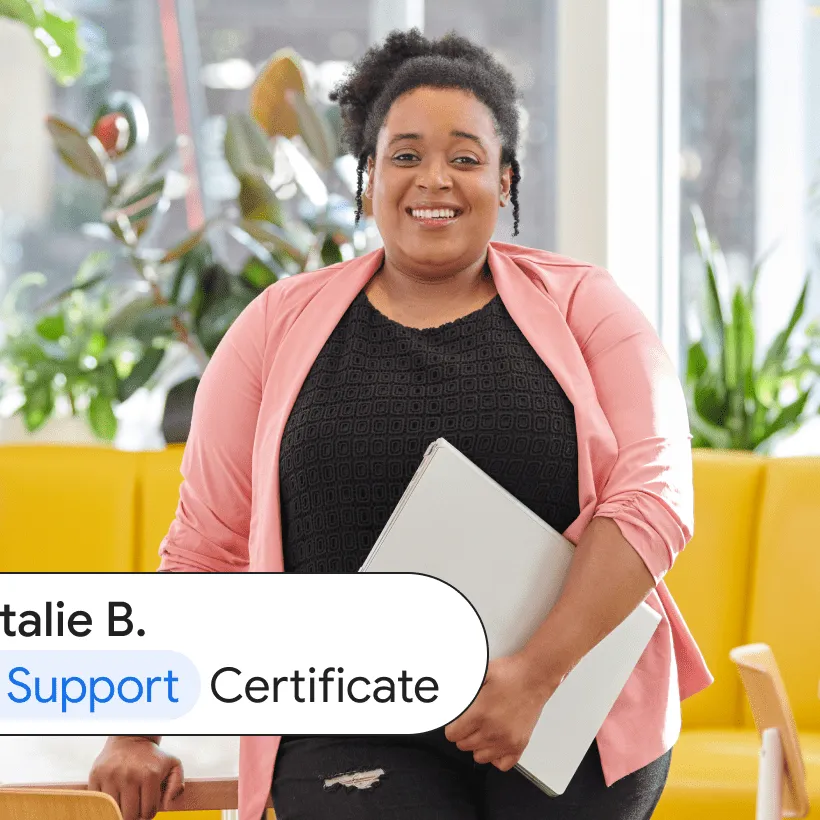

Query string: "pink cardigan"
[[158, 241, 712, 820]]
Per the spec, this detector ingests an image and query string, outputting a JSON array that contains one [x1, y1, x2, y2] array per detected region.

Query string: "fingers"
[[160, 763, 185, 811], [444, 713, 481, 744], [454, 730, 483, 752], [140, 773, 161, 820], [119, 783, 141, 820], [492, 754, 519, 772]]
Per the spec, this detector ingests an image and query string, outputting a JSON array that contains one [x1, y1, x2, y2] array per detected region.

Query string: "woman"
[[89, 28, 712, 820]]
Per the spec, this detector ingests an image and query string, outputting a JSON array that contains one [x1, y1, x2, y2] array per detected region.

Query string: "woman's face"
[[365, 86, 512, 277]]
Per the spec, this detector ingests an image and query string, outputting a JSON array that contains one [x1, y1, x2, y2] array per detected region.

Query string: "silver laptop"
[[360, 437, 661, 796]]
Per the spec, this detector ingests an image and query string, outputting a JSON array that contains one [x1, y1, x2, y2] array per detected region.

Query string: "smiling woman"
[[91, 26, 708, 820]]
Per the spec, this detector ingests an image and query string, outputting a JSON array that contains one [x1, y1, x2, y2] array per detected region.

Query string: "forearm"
[[520, 516, 656, 693]]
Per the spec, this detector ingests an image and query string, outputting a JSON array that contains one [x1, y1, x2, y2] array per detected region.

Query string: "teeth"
[[411, 208, 457, 219]]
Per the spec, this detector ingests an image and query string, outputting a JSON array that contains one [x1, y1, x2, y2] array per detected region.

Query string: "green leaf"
[[46, 117, 114, 187], [113, 138, 179, 202], [686, 342, 709, 383], [224, 113, 275, 180], [687, 405, 732, 449], [237, 175, 284, 226], [104, 296, 157, 338], [35, 314, 65, 341], [21, 381, 54, 432], [760, 390, 811, 445], [320, 234, 343, 266], [0, 0, 38, 27], [287, 90, 335, 169], [241, 257, 279, 290], [106, 176, 166, 238], [117, 346, 164, 402], [758, 275, 810, 385], [132, 305, 179, 344], [37, 10, 85, 86], [168, 242, 213, 305], [88, 394, 117, 441], [75, 250, 114, 286], [693, 371, 727, 428], [196, 284, 255, 357]]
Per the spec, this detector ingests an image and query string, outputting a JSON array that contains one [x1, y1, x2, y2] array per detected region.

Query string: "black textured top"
[[278, 288, 580, 573]]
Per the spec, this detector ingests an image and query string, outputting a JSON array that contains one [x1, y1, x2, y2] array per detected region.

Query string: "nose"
[[416, 156, 452, 191]]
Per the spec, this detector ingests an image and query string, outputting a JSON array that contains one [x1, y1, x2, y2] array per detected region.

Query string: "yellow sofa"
[[1, 444, 818, 817]]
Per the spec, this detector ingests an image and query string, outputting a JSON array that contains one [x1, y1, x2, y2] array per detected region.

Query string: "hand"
[[89, 736, 184, 820], [444, 652, 561, 772]]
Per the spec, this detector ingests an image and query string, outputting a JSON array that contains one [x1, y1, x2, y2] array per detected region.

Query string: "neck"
[[371, 251, 492, 305]]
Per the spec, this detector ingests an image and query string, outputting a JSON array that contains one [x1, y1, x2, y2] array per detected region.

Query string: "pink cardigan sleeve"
[[157, 287, 272, 573], [571, 267, 695, 584]]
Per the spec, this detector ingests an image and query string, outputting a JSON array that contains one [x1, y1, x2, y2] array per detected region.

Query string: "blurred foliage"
[[684, 205, 820, 451], [0, 49, 370, 441], [0, 0, 85, 84]]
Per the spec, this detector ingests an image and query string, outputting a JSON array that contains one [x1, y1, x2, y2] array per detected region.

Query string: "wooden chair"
[[730, 643, 811, 819], [0, 778, 250, 820], [0, 788, 123, 820]]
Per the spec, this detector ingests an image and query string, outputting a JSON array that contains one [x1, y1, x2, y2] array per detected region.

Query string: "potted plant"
[[684, 205, 820, 452], [0, 48, 372, 445]]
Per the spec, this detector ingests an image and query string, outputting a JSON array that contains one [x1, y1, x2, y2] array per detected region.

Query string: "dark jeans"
[[271, 728, 672, 819]]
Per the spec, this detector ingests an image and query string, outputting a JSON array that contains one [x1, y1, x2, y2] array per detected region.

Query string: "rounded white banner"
[[0, 573, 488, 735]]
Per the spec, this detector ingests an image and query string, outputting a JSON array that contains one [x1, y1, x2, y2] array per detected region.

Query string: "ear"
[[499, 164, 512, 207], [364, 155, 375, 199]]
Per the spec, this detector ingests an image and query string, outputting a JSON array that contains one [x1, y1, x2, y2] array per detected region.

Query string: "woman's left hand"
[[443, 652, 562, 771]]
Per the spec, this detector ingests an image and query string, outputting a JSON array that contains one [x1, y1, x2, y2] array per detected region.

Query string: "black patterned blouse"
[[278, 288, 580, 573]]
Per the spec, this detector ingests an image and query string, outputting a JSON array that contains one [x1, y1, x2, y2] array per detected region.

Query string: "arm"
[[157, 286, 271, 573], [521, 266, 694, 685], [445, 268, 695, 769]]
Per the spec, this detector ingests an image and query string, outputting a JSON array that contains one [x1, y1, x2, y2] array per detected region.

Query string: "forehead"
[[379, 87, 500, 145]]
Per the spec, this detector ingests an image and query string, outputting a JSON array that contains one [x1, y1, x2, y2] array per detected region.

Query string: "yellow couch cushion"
[[746, 457, 820, 731], [0, 446, 139, 572], [665, 450, 766, 728], [654, 728, 820, 819], [137, 446, 185, 572]]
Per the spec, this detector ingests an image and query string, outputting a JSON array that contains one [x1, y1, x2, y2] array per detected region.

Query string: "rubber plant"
[[684, 205, 820, 452], [1, 49, 367, 444]]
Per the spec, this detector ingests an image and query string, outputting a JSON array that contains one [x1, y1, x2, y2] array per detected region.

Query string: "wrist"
[[517, 644, 568, 701]]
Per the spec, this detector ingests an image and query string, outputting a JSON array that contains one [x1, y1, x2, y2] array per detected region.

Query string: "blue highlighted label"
[[0, 651, 199, 720]]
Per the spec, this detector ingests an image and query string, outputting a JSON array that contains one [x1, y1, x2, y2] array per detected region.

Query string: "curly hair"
[[329, 28, 523, 236]]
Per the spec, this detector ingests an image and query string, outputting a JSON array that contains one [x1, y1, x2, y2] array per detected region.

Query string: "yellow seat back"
[[0, 789, 122, 820], [666, 450, 765, 728], [137, 447, 185, 572], [745, 457, 820, 730], [0, 447, 138, 572]]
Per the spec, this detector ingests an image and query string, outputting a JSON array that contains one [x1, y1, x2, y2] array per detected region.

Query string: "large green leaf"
[[0, 0, 38, 27], [761, 389, 811, 442], [37, 9, 85, 86], [196, 280, 256, 356], [237, 175, 284, 226], [105, 176, 166, 238], [88, 394, 117, 440], [224, 113, 275, 180], [320, 234, 343, 266], [132, 305, 180, 344], [113, 139, 179, 202], [21, 381, 54, 432], [758, 275, 810, 387], [35, 314, 65, 341], [46, 117, 114, 186], [117, 346, 165, 402], [104, 295, 157, 338], [693, 371, 727, 427], [687, 405, 732, 449], [287, 90, 336, 169], [686, 341, 709, 383]]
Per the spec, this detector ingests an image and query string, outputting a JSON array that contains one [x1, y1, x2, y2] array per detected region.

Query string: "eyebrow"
[[388, 130, 487, 150]]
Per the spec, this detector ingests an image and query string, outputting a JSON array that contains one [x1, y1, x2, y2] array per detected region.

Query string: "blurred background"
[[0, 2, 818, 819]]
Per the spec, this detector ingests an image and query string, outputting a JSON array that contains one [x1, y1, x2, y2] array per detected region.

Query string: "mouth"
[[406, 207, 463, 227]]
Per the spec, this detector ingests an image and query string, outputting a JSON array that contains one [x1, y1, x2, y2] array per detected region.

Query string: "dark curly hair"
[[329, 28, 523, 237]]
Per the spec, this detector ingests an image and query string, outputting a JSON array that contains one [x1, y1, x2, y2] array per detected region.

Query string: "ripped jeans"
[[270, 728, 672, 819]]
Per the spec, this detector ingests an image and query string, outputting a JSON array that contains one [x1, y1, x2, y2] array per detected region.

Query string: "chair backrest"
[[666, 449, 766, 728], [0, 446, 139, 572], [745, 457, 820, 731], [0, 788, 122, 820], [730, 643, 810, 818]]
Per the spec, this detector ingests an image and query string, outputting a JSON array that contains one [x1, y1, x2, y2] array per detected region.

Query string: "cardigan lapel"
[[487, 244, 617, 543]]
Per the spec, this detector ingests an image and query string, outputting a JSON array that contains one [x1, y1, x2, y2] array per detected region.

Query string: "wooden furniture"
[[730, 644, 811, 820], [0, 788, 124, 820]]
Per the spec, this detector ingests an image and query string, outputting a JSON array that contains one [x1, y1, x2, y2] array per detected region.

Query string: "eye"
[[393, 152, 419, 162], [453, 156, 480, 165]]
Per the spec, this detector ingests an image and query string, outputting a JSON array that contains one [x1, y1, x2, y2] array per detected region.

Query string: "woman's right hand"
[[88, 736, 185, 820]]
